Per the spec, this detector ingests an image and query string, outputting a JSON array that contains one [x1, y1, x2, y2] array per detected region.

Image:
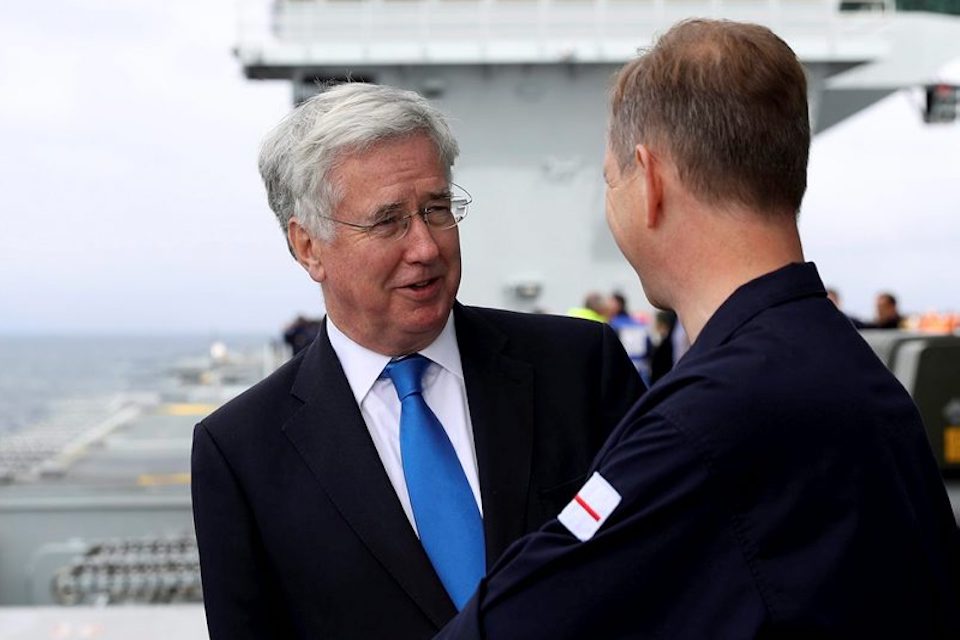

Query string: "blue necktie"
[[384, 355, 486, 609]]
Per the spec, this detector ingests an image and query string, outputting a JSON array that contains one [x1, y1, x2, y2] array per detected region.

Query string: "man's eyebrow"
[[368, 188, 452, 219], [425, 188, 453, 200]]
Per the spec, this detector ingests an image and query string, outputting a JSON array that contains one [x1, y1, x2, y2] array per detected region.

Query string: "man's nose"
[[402, 214, 441, 261]]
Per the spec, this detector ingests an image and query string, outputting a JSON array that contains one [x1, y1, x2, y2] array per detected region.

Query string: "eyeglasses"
[[319, 183, 472, 241]]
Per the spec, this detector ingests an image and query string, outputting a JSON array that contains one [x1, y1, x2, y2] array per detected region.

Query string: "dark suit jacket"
[[192, 303, 644, 639]]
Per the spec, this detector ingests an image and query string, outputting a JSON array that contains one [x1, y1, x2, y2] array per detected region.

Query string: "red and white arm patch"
[[557, 472, 621, 541]]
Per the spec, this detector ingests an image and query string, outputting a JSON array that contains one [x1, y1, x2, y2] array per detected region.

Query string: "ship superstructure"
[[235, 0, 894, 314]]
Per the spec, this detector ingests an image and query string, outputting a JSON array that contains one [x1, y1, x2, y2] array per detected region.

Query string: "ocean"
[[0, 334, 272, 435]]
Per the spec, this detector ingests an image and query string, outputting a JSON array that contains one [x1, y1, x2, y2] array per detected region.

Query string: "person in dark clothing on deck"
[[436, 18, 960, 639], [873, 291, 904, 329]]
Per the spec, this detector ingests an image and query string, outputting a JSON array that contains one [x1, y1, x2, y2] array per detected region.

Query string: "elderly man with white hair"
[[191, 82, 643, 640]]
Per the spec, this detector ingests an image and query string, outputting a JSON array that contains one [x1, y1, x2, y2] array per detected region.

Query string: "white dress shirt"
[[326, 313, 483, 536]]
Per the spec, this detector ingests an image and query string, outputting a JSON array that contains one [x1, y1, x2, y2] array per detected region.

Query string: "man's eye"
[[423, 207, 453, 226], [369, 217, 401, 236], [372, 216, 400, 229]]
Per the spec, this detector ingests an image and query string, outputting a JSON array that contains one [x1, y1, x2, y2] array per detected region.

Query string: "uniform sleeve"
[[435, 412, 763, 639], [191, 423, 295, 640]]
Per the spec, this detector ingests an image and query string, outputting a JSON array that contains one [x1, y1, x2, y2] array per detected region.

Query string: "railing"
[[50, 535, 202, 605], [236, 0, 893, 66]]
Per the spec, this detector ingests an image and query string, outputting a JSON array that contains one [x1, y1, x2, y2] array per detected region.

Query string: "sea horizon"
[[0, 333, 279, 435]]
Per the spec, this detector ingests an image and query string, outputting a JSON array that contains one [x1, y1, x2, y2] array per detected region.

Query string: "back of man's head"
[[609, 19, 810, 217], [258, 82, 460, 248]]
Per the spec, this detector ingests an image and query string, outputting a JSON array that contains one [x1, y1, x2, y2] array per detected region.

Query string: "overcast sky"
[[801, 79, 960, 321], [2, 1, 958, 335], [1, 0, 301, 335]]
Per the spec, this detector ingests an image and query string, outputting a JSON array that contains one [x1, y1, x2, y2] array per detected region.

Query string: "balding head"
[[609, 19, 810, 217]]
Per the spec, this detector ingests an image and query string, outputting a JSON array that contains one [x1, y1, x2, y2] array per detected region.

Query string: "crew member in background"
[[436, 19, 960, 638], [191, 82, 644, 640], [566, 291, 611, 322], [826, 287, 867, 328], [607, 292, 650, 384], [873, 291, 904, 329], [282, 314, 323, 355]]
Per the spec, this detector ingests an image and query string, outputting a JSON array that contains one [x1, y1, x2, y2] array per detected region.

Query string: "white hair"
[[258, 82, 460, 250]]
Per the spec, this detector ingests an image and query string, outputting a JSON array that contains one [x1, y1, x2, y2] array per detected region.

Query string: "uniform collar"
[[326, 311, 462, 405], [684, 262, 827, 358]]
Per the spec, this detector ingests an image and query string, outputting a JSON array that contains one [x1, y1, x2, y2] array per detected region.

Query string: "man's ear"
[[636, 144, 664, 229], [288, 219, 326, 284]]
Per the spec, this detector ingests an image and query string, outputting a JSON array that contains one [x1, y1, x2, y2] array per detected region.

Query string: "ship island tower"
[[234, 0, 895, 313]]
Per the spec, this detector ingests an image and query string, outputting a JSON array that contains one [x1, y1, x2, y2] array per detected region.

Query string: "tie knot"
[[384, 354, 431, 400]]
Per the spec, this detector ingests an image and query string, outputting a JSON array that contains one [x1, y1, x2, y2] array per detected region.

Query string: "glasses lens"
[[424, 207, 456, 228], [449, 183, 470, 226], [368, 217, 405, 240], [376, 184, 472, 240]]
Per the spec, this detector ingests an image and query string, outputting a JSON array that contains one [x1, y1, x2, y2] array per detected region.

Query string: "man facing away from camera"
[[436, 19, 960, 639], [190, 83, 644, 640]]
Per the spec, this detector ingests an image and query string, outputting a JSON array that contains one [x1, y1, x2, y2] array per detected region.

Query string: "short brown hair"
[[610, 19, 810, 216]]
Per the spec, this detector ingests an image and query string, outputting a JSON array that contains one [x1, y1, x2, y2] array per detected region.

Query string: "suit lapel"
[[454, 304, 536, 565], [282, 324, 456, 628]]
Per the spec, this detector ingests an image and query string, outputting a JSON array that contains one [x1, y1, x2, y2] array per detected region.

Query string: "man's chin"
[[389, 307, 451, 353], [638, 281, 668, 312]]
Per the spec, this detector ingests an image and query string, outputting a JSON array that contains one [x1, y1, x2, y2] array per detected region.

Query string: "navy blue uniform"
[[437, 263, 960, 639]]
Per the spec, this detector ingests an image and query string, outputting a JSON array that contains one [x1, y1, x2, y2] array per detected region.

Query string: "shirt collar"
[[326, 312, 462, 405], [684, 262, 827, 359]]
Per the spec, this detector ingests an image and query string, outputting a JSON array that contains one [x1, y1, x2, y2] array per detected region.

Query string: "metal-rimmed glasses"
[[318, 183, 472, 241]]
